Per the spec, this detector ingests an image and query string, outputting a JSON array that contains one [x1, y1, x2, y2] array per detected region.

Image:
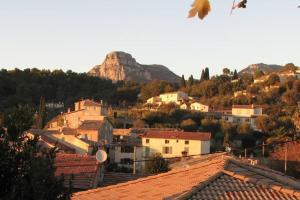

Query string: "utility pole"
[[244, 148, 247, 159], [284, 139, 288, 174], [133, 146, 136, 175], [262, 142, 265, 164]]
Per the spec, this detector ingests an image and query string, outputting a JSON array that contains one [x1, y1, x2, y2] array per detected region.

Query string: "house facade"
[[159, 91, 189, 105], [146, 91, 189, 106], [190, 102, 209, 112], [142, 131, 211, 159], [222, 104, 263, 130]]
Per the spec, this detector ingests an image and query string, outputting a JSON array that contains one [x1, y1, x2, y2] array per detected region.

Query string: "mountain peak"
[[88, 51, 180, 83]]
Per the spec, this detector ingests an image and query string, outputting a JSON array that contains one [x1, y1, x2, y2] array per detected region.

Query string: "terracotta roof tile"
[[78, 120, 104, 130], [72, 154, 300, 200], [55, 154, 100, 190], [83, 99, 101, 107], [143, 131, 211, 141]]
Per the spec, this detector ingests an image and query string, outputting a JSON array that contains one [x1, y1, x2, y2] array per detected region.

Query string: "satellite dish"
[[96, 150, 107, 163]]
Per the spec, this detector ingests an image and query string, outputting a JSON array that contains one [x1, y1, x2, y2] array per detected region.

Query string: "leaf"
[[188, 0, 211, 20]]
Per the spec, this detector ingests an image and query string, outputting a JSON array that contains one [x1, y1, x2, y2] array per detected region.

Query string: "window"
[[165, 140, 169, 144], [146, 139, 150, 144], [176, 139, 179, 143], [162, 146, 172, 154], [245, 118, 250, 122], [121, 146, 134, 153], [185, 140, 189, 145]]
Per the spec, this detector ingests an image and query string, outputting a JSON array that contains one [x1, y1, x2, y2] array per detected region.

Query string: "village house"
[[27, 128, 93, 155], [180, 102, 189, 110], [254, 75, 269, 84], [71, 153, 300, 200], [109, 128, 143, 172], [234, 90, 248, 97], [49, 99, 108, 129], [142, 131, 211, 159], [222, 104, 263, 130], [190, 102, 210, 112], [278, 70, 300, 82], [47, 99, 113, 145], [146, 91, 189, 106]]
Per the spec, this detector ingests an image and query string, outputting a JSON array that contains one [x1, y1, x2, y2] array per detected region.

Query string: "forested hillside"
[[0, 68, 140, 112]]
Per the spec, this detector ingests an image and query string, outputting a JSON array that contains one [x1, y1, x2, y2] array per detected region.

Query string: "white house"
[[146, 91, 189, 106], [222, 105, 263, 130], [232, 105, 262, 117], [142, 131, 211, 159], [190, 102, 209, 112], [159, 91, 189, 105]]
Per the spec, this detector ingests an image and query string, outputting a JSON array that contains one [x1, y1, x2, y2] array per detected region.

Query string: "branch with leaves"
[[188, 0, 248, 20]]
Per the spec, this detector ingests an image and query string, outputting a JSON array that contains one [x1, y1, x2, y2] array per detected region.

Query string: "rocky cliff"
[[88, 51, 180, 83]]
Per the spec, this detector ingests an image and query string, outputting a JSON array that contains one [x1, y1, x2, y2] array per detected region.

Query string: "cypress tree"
[[204, 68, 210, 80], [188, 75, 194, 87], [232, 69, 238, 80], [181, 75, 186, 88], [200, 70, 205, 82]]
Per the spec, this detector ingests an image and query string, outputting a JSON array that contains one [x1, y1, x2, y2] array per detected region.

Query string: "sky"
[[0, 0, 299, 78]]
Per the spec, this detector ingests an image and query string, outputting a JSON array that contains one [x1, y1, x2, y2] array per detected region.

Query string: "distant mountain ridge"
[[239, 63, 283, 75], [88, 51, 180, 83]]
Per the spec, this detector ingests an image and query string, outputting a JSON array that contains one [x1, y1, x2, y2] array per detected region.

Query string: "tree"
[[282, 90, 299, 106], [204, 67, 210, 80], [0, 105, 71, 200], [232, 69, 238, 80], [145, 153, 169, 174], [223, 68, 230, 76], [293, 107, 300, 138], [35, 96, 46, 129], [220, 120, 236, 147], [180, 119, 198, 132], [188, 0, 247, 21], [188, 75, 194, 87], [255, 115, 275, 134], [267, 74, 280, 86], [181, 75, 186, 88], [200, 69, 205, 82], [254, 70, 265, 79]]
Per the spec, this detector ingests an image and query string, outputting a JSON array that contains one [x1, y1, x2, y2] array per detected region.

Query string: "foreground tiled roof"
[[78, 120, 104, 130], [55, 153, 100, 190], [142, 131, 211, 141], [72, 154, 300, 200]]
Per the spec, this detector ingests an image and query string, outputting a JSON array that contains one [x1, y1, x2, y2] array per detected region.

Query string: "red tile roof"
[[71, 154, 300, 200], [78, 120, 104, 130], [233, 104, 262, 109], [28, 129, 76, 153], [142, 131, 211, 141], [83, 99, 101, 107], [55, 153, 101, 190]]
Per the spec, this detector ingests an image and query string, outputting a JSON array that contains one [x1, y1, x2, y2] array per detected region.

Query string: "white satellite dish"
[[96, 150, 107, 163]]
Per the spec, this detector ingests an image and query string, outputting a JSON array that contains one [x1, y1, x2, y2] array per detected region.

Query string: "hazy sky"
[[0, 0, 299, 77]]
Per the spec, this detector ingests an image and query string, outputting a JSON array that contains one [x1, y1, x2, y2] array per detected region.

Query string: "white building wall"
[[142, 137, 210, 158]]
